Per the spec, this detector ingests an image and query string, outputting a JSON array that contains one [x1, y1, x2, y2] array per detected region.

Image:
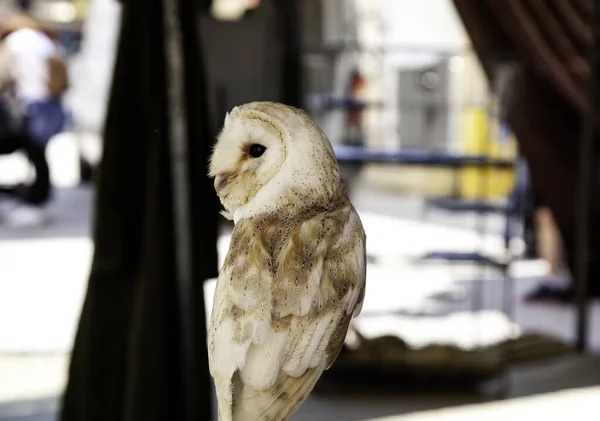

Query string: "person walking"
[[0, 13, 69, 226]]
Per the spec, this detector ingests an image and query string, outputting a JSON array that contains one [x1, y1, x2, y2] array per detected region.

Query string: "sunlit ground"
[[363, 385, 600, 421]]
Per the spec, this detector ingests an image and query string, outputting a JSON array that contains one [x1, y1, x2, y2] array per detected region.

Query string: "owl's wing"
[[208, 203, 366, 421]]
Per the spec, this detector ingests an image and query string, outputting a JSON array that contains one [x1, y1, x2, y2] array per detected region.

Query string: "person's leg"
[[0, 99, 25, 156], [0, 132, 22, 156], [536, 206, 569, 282], [18, 134, 51, 205], [0, 130, 52, 227], [3, 99, 68, 225], [0, 132, 26, 198], [26, 99, 67, 148], [521, 180, 538, 258], [15, 99, 66, 204], [525, 204, 575, 302]]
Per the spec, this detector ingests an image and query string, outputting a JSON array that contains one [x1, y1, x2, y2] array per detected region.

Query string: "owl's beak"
[[214, 175, 225, 194], [214, 171, 236, 194]]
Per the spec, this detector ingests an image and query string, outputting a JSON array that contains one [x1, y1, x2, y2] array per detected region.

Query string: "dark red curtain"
[[453, 0, 600, 295]]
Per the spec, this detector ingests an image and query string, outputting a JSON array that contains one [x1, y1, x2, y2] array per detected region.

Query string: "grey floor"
[[1, 176, 599, 421]]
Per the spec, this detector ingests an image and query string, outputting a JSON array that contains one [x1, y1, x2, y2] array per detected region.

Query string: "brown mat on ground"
[[317, 325, 573, 391]]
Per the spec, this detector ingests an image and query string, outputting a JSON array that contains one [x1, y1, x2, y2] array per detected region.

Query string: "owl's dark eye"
[[248, 144, 266, 158]]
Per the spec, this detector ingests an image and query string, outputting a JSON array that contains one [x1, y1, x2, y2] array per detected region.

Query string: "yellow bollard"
[[459, 107, 516, 199]]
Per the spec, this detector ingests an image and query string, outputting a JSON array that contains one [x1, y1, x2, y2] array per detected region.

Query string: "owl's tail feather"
[[232, 362, 325, 421], [215, 376, 234, 421]]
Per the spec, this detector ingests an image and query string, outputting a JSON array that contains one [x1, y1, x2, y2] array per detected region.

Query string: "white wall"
[[380, 0, 467, 49], [357, 0, 480, 151]]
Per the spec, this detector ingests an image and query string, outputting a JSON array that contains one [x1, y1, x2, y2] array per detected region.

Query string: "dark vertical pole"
[[279, 0, 303, 108], [162, 0, 198, 419], [575, 0, 600, 352], [179, 1, 219, 419]]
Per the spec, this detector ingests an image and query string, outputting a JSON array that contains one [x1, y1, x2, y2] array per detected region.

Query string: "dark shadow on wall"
[[200, 0, 302, 136]]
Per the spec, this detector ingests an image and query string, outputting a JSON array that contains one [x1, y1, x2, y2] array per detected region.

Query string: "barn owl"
[[208, 102, 366, 421]]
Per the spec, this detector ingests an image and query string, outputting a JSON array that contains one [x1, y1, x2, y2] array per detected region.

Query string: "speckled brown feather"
[[210, 187, 365, 420]]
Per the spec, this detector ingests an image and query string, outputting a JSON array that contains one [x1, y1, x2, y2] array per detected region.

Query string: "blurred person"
[[536, 206, 570, 283], [0, 13, 69, 226], [344, 68, 366, 147], [525, 201, 572, 302], [0, 13, 69, 150], [519, 160, 571, 301], [513, 159, 571, 302], [339, 69, 366, 189]]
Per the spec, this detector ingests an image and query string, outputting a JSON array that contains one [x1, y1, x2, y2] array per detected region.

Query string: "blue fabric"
[[25, 99, 66, 148]]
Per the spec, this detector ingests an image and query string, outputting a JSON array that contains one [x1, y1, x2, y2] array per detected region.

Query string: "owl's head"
[[209, 102, 341, 222]]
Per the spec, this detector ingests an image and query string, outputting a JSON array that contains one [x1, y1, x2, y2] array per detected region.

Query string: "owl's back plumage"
[[208, 102, 366, 421]]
